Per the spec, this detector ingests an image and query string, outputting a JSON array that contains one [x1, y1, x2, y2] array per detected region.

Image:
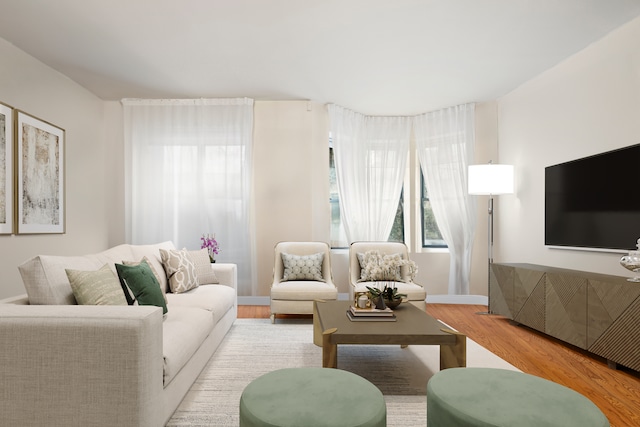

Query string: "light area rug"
[[167, 318, 519, 427]]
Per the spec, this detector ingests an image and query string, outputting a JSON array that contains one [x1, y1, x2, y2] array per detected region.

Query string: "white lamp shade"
[[468, 164, 514, 195]]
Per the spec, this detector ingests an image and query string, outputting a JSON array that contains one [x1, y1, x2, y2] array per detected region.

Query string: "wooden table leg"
[[322, 327, 338, 368], [440, 328, 467, 369], [313, 300, 323, 347]]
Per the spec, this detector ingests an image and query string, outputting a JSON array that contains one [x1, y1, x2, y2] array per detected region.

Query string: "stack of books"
[[346, 305, 397, 322]]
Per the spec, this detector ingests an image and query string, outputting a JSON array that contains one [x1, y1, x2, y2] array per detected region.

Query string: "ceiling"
[[1, 0, 640, 115]]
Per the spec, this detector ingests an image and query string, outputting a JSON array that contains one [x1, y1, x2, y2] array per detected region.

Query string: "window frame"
[[420, 172, 447, 249]]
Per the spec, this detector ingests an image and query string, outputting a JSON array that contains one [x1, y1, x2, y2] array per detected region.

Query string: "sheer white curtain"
[[415, 103, 477, 295], [328, 104, 412, 242], [122, 98, 257, 296]]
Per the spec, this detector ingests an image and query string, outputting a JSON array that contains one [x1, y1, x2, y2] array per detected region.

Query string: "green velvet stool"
[[427, 368, 609, 427], [239, 367, 386, 427]]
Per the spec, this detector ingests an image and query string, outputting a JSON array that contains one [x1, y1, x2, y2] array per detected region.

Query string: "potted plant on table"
[[366, 283, 407, 310]]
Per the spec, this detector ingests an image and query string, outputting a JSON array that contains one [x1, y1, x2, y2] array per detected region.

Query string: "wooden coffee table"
[[313, 300, 466, 370]]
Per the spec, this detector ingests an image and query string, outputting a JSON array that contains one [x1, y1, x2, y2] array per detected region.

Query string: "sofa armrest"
[[211, 263, 237, 290], [0, 293, 30, 305], [0, 305, 164, 427]]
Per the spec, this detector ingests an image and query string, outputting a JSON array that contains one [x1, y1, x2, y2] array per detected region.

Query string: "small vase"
[[374, 296, 386, 310], [620, 238, 640, 282], [209, 256, 216, 263]]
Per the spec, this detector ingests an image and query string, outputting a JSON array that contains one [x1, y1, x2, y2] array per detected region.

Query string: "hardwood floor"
[[238, 303, 640, 427]]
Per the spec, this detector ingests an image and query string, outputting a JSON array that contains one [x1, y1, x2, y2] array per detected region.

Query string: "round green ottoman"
[[427, 368, 609, 427], [239, 367, 386, 427]]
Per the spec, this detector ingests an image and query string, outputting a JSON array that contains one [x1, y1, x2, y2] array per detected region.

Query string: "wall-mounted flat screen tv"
[[545, 144, 640, 252]]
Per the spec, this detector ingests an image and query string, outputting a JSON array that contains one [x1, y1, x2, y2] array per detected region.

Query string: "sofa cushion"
[[166, 284, 235, 324], [160, 248, 199, 293], [162, 306, 214, 386], [18, 244, 136, 305], [65, 264, 128, 306], [188, 249, 219, 285], [115, 260, 168, 314], [281, 252, 325, 282]]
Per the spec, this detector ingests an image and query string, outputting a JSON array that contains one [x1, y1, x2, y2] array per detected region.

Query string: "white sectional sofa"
[[0, 241, 237, 427]]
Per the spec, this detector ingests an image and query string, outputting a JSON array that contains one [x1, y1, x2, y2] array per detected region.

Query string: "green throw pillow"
[[115, 259, 168, 314], [66, 264, 128, 306]]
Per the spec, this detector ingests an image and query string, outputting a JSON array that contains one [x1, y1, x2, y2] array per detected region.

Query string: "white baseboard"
[[238, 296, 270, 306], [238, 294, 487, 306], [426, 294, 488, 305]]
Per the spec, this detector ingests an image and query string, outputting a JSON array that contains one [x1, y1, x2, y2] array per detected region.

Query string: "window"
[[329, 147, 404, 248], [329, 147, 347, 248], [421, 173, 446, 248]]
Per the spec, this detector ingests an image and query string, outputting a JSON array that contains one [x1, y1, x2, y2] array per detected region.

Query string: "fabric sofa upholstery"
[[0, 242, 237, 427]]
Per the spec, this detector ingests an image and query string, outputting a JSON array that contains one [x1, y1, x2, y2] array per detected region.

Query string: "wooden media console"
[[490, 263, 640, 371]]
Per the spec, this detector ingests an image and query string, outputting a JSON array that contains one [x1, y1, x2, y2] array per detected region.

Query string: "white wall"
[[252, 101, 495, 298], [0, 41, 495, 300], [253, 101, 332, 295], [0, 38, 112, 299], [497, 16, 640, 275]]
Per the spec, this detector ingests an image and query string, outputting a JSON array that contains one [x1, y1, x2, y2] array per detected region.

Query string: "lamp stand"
[[476, 195, 494, 315]]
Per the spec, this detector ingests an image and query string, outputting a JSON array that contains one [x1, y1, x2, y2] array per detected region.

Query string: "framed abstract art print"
[[16, 110, 65, 234], [0, 102, 13, 234]]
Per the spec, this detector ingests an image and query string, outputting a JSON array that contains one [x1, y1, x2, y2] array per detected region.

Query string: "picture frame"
[[0, 102, 13, 234], [15, 110, 65, 234]]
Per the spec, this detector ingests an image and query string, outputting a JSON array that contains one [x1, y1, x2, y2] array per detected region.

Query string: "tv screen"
[[545, 144, 640, 252]]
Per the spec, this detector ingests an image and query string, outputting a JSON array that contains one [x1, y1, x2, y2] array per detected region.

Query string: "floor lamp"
[[468, 162, 514, 315]]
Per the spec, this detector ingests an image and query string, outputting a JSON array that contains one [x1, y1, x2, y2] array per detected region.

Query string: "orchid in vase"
[[201, 233, 220, 262]]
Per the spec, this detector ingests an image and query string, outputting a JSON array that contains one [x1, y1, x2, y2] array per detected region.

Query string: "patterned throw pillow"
[[160, 248, 199, 293], [357, 250, 404, 282], [281, 252, 325, 282], [66, 264, 128, 306], [187, 248, 219, 285]]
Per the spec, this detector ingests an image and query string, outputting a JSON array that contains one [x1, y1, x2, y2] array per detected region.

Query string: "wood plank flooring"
[[238, 303, 640, 427]]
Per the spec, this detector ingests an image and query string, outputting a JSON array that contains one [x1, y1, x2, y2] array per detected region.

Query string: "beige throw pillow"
[[188, 249, 219, 285], [357, 251, 404, 282], [160, 248, 199, 293], [66, 264, 128, 306]]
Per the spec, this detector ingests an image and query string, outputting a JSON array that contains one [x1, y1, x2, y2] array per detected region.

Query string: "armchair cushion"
[[281, 252, 325, 282], [271, 281, 338, 301], [353, 281, 426, 301]]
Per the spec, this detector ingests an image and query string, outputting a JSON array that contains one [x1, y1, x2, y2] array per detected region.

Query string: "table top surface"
[[314, 300, 457, 345]]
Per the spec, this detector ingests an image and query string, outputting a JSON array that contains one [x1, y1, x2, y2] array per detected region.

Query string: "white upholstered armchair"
[[349, 241, 427, 310], [270, 241, 338, 323]]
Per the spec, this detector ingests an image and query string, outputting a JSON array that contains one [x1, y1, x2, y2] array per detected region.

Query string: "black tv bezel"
[[544, 143, 640, 253]]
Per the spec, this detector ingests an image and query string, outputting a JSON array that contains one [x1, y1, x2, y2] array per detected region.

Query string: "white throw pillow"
[[281, 252, 325, 281], [357, 251, 404, 282], [188, 248, 219, 285]]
